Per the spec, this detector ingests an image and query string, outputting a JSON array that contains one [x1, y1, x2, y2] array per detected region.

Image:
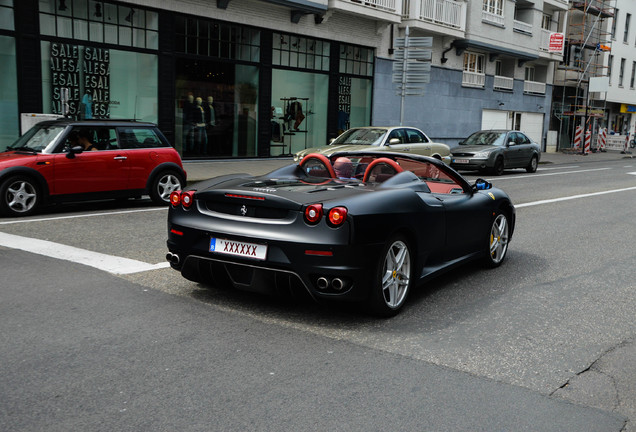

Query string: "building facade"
[[1, 0, 386, 158], [604, 0, 636, 143], [2, 0, 568, 158], [375, 0, 568, 149]]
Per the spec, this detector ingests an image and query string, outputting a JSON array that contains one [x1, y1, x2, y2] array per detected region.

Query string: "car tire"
[[366, 234, 412, 317], [483, 210, 510, 268], [149, 171, 184, 205], [526, 155, 538, 173], [0, 175, 41, 217], [492, 157, 504, 176]]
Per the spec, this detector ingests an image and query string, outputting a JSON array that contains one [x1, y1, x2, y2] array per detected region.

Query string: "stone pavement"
[[182, 150, 634, 183]]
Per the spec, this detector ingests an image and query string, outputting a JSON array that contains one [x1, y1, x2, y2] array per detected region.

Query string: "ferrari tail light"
[[181, 190, 195, 208], [170, 190, 196, 209], [328, 206, 348, 226], [170, 190, 182, 207], [304, 203, 323, 224]]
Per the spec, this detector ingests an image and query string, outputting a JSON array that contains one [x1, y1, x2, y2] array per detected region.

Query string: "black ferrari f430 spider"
[[166, 151, 515, 316]]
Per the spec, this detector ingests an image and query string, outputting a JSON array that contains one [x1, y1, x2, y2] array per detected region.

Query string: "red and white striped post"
[[573, 125, 582, 150], [584, 129, 591, 155], [598, 128, 607, 152]]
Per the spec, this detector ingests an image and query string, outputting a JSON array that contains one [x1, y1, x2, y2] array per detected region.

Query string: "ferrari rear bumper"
[[166, 235, 383, 303]]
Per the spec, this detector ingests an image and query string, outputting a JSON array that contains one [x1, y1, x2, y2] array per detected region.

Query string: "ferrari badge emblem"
[[240, 205, 248, 216]]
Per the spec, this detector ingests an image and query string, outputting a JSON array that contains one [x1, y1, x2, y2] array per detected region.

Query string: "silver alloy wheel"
[[489, 214, 509, 264], [157, 174, 181, 202], [6, 180, 37, 213], [381, 240, 411, 308]]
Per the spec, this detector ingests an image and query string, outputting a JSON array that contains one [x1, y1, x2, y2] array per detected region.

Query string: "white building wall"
[[133, 0, 385, 50]]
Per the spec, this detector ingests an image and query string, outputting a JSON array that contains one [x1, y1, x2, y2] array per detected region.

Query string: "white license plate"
[[453, 159, 470, 164], [210, 237, 267, 260]]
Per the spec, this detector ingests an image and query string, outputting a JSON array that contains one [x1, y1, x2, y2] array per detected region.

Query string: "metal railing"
[[524, 80, 546, 94], [482, 10, 505, 26], [513, 19, 533, 34], [349, 0, 398, 13], [462, 71, 485, 87], [418, 0, 463, 28], [494, 75, 514, 90]]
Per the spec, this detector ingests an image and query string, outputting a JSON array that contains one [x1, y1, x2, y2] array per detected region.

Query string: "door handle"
[[113, 156, 127, 160]]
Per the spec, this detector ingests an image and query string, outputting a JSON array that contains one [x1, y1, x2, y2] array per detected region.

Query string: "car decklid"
[[194, 177, 370, 217]]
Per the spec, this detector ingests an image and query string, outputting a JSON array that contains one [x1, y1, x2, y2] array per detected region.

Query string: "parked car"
[[294, 126, 451, 165], [451, 130, 541, 175], [166, 151, 515, 316], [0, 119, 186, 217]]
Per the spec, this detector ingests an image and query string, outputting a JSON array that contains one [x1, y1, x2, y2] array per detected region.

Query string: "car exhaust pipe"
[[166, 252, 180, 266], [332, 278, 344, 291], [316, 277, 329, 290]]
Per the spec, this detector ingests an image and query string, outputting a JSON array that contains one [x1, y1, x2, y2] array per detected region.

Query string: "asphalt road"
[[1, 156, 635, 431]]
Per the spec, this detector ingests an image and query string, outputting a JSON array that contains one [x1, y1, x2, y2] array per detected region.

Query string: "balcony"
[[513, 19, 533, 35], [482, 10, 505, 27], [329, 0, 403, 23], [543, 0, 569, 10], [524, 80, 546, 94], [401, 0, 466, 37], [462, 71, 485, 88], [494, 75, 514, 91]]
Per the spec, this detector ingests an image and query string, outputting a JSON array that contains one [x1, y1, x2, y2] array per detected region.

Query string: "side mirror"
[[388, 138, 400, 145], [66, 145, 84, 159], [508, 140, 515, 146], [328, 138, 336, 145], [459, 140, 464, 145], [473, 178, 492, 191]]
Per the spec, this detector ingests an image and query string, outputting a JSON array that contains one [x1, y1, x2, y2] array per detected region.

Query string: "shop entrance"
[[175, 59, 258, 158]]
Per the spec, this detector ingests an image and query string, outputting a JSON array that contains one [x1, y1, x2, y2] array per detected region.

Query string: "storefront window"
[[273, 33, 329, 71], [39, 0, 158, 49], [174, 16, 260, 158], [0, 0, 14, 31], [175, 60, 259, 158], [337, 76, 372, 133], [339, 44, 373, 76], [337, 44, 373, 133], [270, 69, 328, 155], [40, 41, 158, 122], [175, 16, 260, 62], [0, 35, 18, 150]]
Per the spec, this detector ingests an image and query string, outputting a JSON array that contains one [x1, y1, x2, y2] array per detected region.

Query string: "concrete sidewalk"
[[182, 150, 634, 183]]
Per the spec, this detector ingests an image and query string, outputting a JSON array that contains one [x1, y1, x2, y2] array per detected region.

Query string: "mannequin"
[[205, 96, 216, 127], [182, 92, 195, 153], [194, 97, 207, 155]]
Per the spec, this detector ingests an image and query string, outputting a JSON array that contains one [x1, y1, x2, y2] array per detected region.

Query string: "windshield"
[[6, 124, 67, 153], [331, 128, 387, 146], [462, 131, 506, 147]]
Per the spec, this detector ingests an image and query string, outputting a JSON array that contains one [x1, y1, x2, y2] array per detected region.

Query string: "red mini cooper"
[[0, 119, 186, 217]]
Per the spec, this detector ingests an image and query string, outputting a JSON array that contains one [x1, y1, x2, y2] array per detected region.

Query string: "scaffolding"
[[554, 0, 616, 150]]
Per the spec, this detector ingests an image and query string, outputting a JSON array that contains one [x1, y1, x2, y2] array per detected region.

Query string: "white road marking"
[[517, 186, 636, 208], [628, 172, 636, 176], [486, 167, 611, 181], [0, 207, 166, 225], [0, 232, 170, 274]]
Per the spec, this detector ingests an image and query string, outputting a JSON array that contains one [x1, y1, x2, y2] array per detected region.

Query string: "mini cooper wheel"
[[367, 235, 412, 317], [526, 155, 538, 173], [150, 171, 184, 205], [0, 176, 40, 217], [484, 211, 510, 268]]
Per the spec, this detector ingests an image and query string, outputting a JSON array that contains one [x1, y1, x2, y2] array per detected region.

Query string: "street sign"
[[393, 73, 431, 83], [394, 36, 433, 48], [548, 32, 565, 53], [392, 62, 431, 72], [394, 49, 432, 61]]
